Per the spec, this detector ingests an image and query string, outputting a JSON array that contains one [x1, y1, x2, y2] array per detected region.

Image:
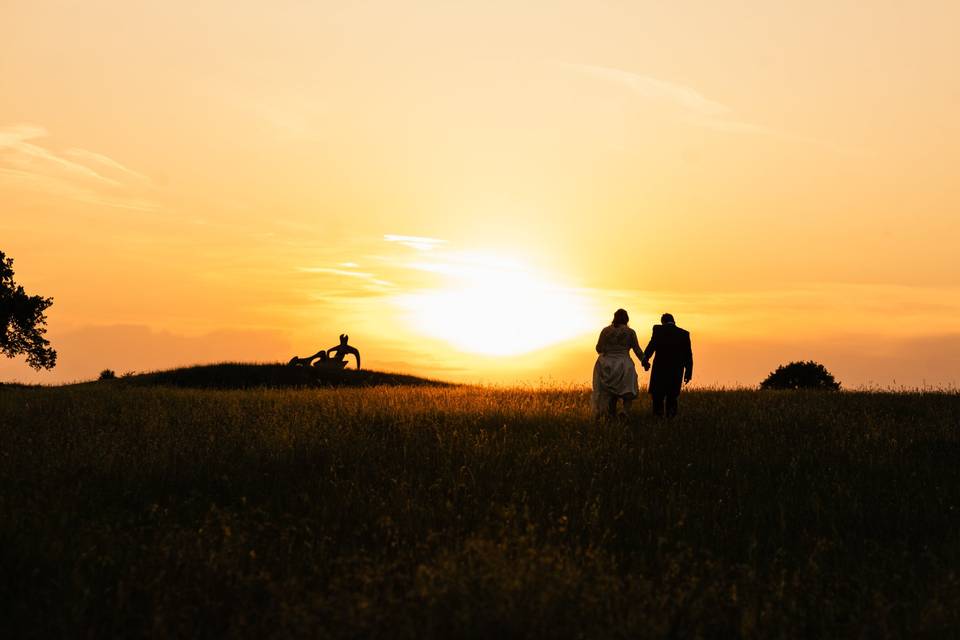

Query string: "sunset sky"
[[2, 0, 958, 387]]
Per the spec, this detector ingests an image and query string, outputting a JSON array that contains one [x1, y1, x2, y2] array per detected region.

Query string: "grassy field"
[[2, 376, 960, 638]]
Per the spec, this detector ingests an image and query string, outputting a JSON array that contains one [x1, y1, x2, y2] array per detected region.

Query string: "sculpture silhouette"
[[326, 334, 361, 370], [288, 334, 361, 370], [287, 351, 329, 367]]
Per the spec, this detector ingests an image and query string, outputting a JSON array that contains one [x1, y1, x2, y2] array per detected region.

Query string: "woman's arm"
[[630, 329, 645, 361]]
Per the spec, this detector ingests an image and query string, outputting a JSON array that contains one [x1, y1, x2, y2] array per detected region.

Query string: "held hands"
[[637, 355, 690, 382]]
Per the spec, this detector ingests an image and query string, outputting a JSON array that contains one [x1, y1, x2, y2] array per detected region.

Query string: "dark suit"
[[642, 323, 693, 417]]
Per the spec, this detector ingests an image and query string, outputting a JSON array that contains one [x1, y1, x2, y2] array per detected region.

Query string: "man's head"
[[339, 334, 349, 344], [661, 313, 675, 325]]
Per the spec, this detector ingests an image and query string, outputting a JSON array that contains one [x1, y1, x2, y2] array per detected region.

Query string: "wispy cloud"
[[384, 234, 446, 251], [566, 63, 730, 117], [296, 264, 396, 296], [63, 147, 149, 182], [0, 123, 159, 211], [0, 167, 159, 212], [298, 267, 377, 278], [295, 236, 572, 301], [566, 63, 854, 154]]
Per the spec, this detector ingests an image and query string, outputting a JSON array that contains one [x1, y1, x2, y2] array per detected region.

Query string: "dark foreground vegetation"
[[2, 382, 960, 638]]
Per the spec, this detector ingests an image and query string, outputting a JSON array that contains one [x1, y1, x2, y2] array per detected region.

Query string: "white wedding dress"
[[591, 324, 641, 416]]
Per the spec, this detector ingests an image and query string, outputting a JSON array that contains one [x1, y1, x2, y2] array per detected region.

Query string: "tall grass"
[[2, 385, 959, 638]]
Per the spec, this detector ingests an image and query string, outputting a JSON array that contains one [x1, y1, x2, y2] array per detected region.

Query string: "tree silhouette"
[[0, 251, 57, 370], [760, 361, 840, 390]]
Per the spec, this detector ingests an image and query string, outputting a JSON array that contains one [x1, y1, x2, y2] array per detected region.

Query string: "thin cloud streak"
[[64, 148, 149, 182], [0, 167, 160, 213], [565, 63, 730, 116], [297, 267, 384, 281], [0, 124, 120, 186], [0, 123, 159, 211], [296, 266, 396, 295], [566, 63, 855, 154], [384, 234, 446, 251]]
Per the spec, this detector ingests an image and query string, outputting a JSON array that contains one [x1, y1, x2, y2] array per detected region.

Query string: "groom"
[[641, 313, 693, 418]]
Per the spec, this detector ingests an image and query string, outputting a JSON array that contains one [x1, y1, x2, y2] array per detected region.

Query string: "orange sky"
[[2, 0, 958, 388]]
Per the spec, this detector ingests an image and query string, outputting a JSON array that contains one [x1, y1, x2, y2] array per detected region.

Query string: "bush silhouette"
[[98, 369, 117, 380], [760, 361, 841, 390]]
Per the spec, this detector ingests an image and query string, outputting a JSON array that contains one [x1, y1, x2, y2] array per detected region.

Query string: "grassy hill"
[[0, 381, 36, 390], [101, 362, 448, 389], [2, 384, 959, 637]]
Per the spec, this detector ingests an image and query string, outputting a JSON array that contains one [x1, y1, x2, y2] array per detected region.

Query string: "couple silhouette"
[[592, 310, 693, 419]]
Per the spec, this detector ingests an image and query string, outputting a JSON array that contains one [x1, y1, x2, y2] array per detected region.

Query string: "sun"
[[394, 252, 594, 356]]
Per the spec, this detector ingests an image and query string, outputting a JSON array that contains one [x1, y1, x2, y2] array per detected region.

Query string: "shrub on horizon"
[[760, 360, 841, 391], [98, 369, 116, 380]]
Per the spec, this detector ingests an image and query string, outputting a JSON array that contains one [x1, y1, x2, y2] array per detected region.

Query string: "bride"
[[592, 308, 646, 419]]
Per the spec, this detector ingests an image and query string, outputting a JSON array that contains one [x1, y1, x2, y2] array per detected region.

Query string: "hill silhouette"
[[105, 362, 448, 390], [0, 382, 36, 391]]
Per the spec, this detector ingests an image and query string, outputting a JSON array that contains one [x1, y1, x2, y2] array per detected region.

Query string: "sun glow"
[[394, 253, 594, 356]]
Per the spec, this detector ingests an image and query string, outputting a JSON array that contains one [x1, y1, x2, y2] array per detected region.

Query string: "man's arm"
[[683, 333, 693, 383], [642, 327, 657, 362]]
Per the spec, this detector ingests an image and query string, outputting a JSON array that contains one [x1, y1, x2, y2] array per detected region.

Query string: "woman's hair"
[[612, 308, 629, 326]]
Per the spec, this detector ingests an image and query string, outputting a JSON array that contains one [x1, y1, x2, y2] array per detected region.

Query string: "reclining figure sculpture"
[[288, 334, 361, 370]]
